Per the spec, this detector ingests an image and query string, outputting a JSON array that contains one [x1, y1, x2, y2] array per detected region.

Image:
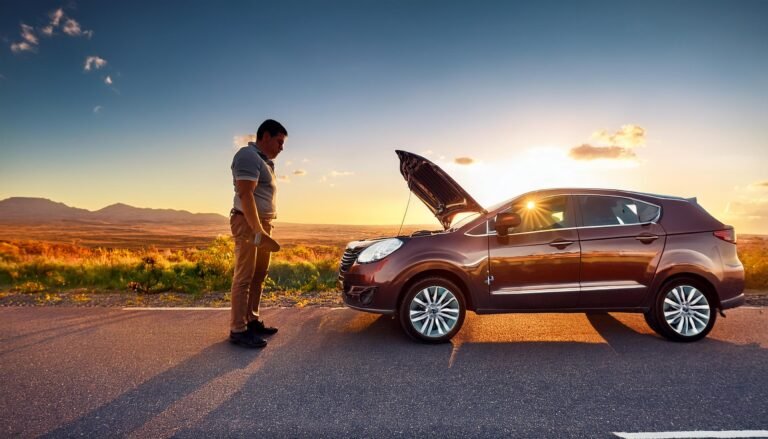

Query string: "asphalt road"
[[1, 306, 766, 438]]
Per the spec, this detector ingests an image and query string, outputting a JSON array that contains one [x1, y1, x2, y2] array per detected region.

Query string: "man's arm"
[[235, 179, 266, 236]]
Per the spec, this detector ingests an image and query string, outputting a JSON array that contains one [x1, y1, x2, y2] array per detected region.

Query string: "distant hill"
[[0, 197, 227, 225]]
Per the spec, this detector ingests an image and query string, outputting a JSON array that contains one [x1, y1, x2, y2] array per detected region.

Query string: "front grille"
[[338, 247, 364, 281]]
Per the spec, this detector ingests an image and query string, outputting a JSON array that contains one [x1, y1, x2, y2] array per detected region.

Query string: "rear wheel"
[[398, 277, 466, 343], [651, 278, 717, 342]]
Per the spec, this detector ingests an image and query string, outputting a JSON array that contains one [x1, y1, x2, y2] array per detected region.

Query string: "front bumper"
[[339, 280, 397, 314], [338, 254, 402, 314]]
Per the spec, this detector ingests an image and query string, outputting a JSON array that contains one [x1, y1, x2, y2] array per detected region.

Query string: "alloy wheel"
[[662, 284, 711, 337], [409, 286, 460, 338]]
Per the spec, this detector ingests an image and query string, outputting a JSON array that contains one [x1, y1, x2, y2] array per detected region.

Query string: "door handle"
[[635, 234, 659, 244], [549, 240, 574, 249]]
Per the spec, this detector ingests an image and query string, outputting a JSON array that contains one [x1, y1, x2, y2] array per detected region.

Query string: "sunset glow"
[[1, 2, 766, 233]]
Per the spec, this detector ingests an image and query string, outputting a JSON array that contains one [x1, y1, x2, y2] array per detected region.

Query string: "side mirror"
[[495, 212, 521, 237]]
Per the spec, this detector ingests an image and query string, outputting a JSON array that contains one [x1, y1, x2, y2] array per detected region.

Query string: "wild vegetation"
[[0, 237, 342, 297], [0, 235, 766, 306], [739, 236, 768, 290]]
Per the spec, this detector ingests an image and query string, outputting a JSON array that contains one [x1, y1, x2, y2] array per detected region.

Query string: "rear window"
[[578, 196, 660, 227]]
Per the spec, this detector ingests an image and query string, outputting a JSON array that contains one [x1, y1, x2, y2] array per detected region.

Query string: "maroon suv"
[[339, 150, 745, 343]]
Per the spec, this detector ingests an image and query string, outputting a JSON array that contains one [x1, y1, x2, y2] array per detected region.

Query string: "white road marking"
[[613, 431, 768, 438]]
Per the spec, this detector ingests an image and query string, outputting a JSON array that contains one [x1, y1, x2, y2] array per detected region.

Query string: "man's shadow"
[[42, 340, 263, 438]]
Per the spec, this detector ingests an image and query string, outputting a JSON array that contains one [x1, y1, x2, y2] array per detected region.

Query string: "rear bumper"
[[720, 293, 745, 310]]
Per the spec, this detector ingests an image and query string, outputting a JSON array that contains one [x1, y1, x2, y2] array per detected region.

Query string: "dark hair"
[[256, 119, 288, 140]]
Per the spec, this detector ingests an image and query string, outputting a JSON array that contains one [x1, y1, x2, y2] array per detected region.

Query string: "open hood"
[[396, 150, 485, 230]]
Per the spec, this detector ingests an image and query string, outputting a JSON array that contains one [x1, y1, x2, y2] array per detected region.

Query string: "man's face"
[[260, 132, 286, 159]]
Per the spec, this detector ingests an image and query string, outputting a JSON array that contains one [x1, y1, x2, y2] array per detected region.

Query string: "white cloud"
[[285, 161, 293, 166], [293, 169, 307, 176], [330, 170, 353, 177], [105, 75, 113, 85], [454, 157, 474, 165], [591, 124, 646, 149], [233, 134, 257, 147], [50, 8, 64, 27], [10, 24, 39, 53], [747, 180, 768, 191], [21, 24, 38, 45], [10, 42, 35, 53], [63, 19, 84, 37], [277, 175, 290, 183], [724, 199, 768, 221], [422, 150, 434, 156], [569, 124, 647, 162], [93, 105, 103, 113], [84, 56, 107, 71], [9, 9, 94, 56], [302, 158, 310, 163], [569, 144, 637, 161]]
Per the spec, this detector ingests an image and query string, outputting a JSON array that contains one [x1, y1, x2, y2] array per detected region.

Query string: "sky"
[[1, 0, 767, 233]]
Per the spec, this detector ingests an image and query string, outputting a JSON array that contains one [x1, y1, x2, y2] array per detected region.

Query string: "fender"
[[644, 248, 721, 308]]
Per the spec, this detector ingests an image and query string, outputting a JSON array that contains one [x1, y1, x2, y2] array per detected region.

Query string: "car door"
[[575, 195, 666, 308], [487, 194, 581, 310]]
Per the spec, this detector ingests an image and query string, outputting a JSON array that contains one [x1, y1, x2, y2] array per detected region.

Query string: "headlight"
[[357, 238, 404, 263]]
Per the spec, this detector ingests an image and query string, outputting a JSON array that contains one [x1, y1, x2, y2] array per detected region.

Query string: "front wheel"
[[398, 277, 466, 343], [651, 278, 717, 342]]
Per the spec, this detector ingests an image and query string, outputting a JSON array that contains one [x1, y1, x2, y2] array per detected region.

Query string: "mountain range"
[[0, 197, 227, 225]]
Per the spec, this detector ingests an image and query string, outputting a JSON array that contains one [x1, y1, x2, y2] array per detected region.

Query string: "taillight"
[[714, 228, 736, 244]]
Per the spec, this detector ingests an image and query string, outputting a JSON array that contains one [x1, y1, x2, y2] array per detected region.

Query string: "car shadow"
[[172, 310, 767, 437]]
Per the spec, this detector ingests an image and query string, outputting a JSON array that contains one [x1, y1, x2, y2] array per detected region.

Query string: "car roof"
[[484, 188, 691, 213], [518, 188, 689, 202]]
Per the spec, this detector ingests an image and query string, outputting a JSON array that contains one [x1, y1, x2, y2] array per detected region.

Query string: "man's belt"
[[230, 208, 274, 222]]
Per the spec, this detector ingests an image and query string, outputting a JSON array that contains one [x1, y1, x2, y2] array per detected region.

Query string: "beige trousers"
[[230, 213, 273, 332]]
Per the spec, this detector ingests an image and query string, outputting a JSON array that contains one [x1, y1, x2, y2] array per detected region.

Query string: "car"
[[338, 150, 745, 343]]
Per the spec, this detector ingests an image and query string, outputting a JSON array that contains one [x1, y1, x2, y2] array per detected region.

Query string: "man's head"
[[256, 119, 287, 159]]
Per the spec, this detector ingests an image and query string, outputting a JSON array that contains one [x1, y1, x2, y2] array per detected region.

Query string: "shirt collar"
[[248, 142, 275, 171]]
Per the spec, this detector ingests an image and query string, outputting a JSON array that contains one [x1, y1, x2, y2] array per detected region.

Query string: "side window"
[[578, 196, 660, 226], [504, 195, 574, 234]]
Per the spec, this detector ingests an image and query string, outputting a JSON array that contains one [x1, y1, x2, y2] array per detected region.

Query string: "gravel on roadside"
[[0, 289, 344, 308]]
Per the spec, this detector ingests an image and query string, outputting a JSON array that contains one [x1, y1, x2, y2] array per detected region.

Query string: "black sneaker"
[[247, 319, 278, 335], [229, 330, 267, 348]]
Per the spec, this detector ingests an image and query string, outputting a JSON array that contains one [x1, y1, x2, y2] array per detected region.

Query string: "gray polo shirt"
[[231, 143, 277, 219]]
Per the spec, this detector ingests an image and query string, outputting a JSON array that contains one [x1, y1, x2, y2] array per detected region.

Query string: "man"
[[229, 119, 286, 348]]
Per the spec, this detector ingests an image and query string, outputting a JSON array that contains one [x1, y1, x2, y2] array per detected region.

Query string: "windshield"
[[449, 212, 483, 231]]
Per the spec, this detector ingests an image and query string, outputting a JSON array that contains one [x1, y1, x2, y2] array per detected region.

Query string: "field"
[[0, 222, 436, 306], [0, 223, 766, 307]]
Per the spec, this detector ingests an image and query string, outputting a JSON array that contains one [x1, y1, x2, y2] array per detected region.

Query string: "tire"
[[643, 309, 662, 334], [398, 277, 466, 343], [651, 277, 717, 342]]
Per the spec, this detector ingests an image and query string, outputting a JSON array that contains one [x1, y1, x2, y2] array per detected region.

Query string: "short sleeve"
[[232, 150, 261, 182]]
